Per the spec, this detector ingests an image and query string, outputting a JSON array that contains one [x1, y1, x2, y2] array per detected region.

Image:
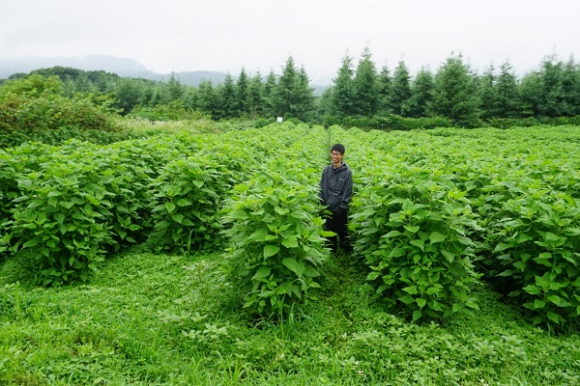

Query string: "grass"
[[1, 249, 580, 385]]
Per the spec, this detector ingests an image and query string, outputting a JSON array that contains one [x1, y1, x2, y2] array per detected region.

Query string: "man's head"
[[331, 144, 345, 155], [330, 143, 345, 168]]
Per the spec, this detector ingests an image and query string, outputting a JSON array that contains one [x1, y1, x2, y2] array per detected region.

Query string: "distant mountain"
[[0, 54, 327, 94], [0, 55, 230, 87]]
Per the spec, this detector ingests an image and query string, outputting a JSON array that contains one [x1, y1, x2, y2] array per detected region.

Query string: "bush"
[[350, 167, 482, 322], [482, 192, 580, 329], [221, 160, 331, 317], [0, 74, 122, 148], [147, 150, 247, 253], [127, 100, 209, 121]]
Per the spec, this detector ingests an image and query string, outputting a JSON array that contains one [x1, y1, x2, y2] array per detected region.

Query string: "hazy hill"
[[0, 54, 326, 94], [0, 55, 229, 87]]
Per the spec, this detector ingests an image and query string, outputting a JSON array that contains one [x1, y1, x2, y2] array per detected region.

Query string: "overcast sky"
[[1, 0, 579, 84]]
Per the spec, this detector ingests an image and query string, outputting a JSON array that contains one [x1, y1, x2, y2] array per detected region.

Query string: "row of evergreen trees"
[[9, 50, 580, 127]]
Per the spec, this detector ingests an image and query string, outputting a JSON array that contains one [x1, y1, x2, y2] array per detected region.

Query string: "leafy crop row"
[[330, 125, 580, 329]]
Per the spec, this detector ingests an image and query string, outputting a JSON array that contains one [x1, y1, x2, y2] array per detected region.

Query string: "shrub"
[[483, 192, 580, 329], [221, 160, 331, 317], [350, 166, 482, 322]]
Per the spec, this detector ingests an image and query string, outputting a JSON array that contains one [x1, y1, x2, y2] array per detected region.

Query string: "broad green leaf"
[[404, 225, 420, 234], [398, 295, 415, 304], [165, 202, 176, 213], [523, 284, 541, 295], [416, 298, 426, 309], [263, 245, 280, 259], [282, 258, 305, 277], [177, 198, 192, 207], [281, 235, 299, 248], [252, 266, 271, 281], [412, 310, 422, 322], [441, 250, 455, 263], [547, 295, 572, 308], [429, 232, 446, 244]]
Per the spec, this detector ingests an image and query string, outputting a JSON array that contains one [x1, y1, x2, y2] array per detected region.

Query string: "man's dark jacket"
[[319, 162, 353, 213]]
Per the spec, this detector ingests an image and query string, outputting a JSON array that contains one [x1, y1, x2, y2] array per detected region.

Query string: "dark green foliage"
[[126, 100, 208, 121], [331, 54, 357, 117], [390, 61, 413, 117], [221, 160, 330, 317], [323, 114, 452, 131], [408, 67, 434, 118], [271, 57, 315, 121], [0, 74, 122, 148], [350, 167, 481, 322], [148, 144, 252, 254], [353, 48, 379, 117], [482, 192, 580, 329], [428, 54, 481, 127]]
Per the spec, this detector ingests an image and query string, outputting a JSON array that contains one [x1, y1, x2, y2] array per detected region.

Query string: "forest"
[[2, 49, 580, 132]]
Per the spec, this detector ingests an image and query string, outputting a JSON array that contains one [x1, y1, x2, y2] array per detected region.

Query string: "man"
[[319, 143, 353, 252]]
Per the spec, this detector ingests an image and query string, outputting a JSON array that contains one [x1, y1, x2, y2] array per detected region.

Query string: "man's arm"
[[339, 170, 353, 212]]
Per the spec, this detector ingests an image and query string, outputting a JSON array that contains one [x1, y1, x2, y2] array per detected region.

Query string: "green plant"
[[350, 169, 482, 322], [221, 160, 331, 317]]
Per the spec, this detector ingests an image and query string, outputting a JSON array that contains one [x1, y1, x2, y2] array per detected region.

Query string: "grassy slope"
[[1, 249, 579, 386]]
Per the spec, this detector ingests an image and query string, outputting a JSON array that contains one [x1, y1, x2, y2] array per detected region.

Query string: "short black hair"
[[331, 143, 345, 154]]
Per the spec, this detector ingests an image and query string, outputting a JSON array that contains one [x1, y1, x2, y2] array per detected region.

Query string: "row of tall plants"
[[2, 120, 579, 329], [331, 125, 580, 330]]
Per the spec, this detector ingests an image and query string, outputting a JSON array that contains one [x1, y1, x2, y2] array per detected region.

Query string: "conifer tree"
[[537, 55, 566, 118], [167, 72, 184, 102], [353, 47, 379, 117], [390, 61, 412, 116], [331, 54, 357, 117], [248, 71, 264, 119], [217, 74, 237, 119], [197, 80, 217, 116], [478, 64, 498, 120], [428, 54, 481, 127], [236, 67, 250, 116], [495, 61, 521, 118], [262, 71, 277, 117], [377, 65, 393, 115], [408, 67, 434, 118], [562, 56, 580, 116], [271, 56, 314, 120]]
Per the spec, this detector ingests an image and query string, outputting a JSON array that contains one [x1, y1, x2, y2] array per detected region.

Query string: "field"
[[1, 123, 580, 385]]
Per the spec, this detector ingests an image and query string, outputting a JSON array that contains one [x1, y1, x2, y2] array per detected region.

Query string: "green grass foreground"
[[1, 250, 579, 386]]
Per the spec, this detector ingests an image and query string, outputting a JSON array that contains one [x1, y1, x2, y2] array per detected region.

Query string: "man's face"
[[331, 150, 344, 167]]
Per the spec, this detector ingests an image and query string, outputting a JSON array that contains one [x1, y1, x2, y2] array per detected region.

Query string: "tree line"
[[4, 50, 580, 128]]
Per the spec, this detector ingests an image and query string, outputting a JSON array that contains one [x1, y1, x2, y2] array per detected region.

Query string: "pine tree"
[[408, 67, 434, 118], [197, 80, 217, 116], [248, 71, 264, 119], [294, 66, 315, 121], [562, 56, 580, 116], [217, 74, 237, 119], [115, 78, 142, 114], [331, 54, 357, 117], [236, 67, 250, 117], [495, 61, 521, 118], [390, 61, 412, 116], [519, 72, 540, 118], [428, 54, 481, 127], [478, 64, 498, 120], [272, 56, 298, 118], [537, 55, 566, 118], [167, 72, 184, 102], [377, 65, 393, 115], [353, 47, 379, 117], [262, 71, 277, 117], [270, 56, 314, 120]]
